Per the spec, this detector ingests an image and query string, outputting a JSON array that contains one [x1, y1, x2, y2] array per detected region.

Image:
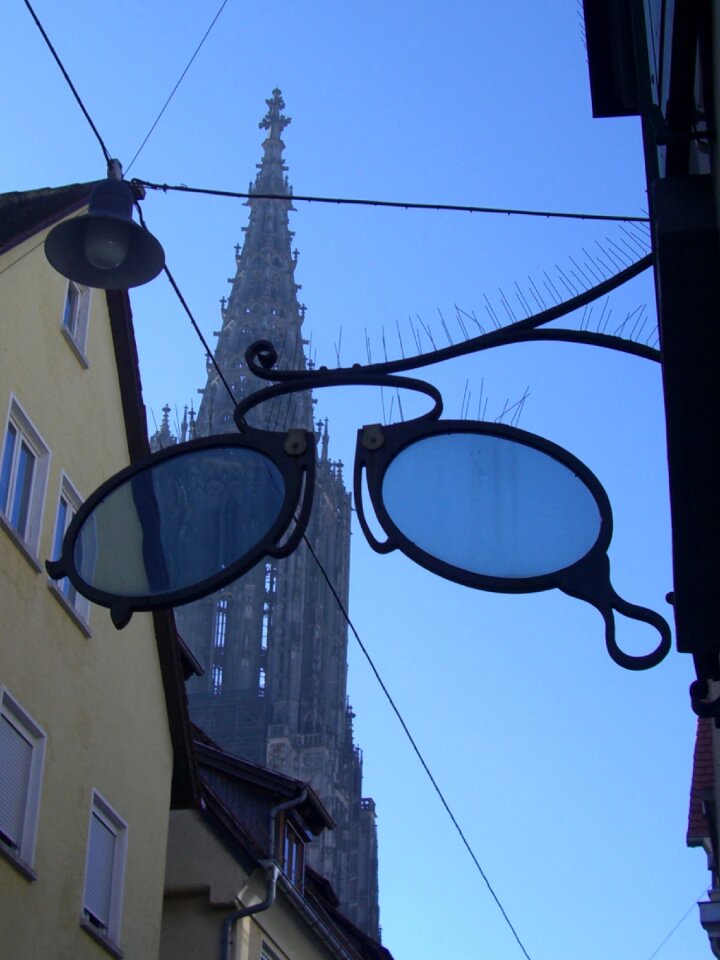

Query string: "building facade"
[[162, 90, 380, 938], [0, 184, 196, 959], [581, 0, 720, 951], [162, 737, 392, 960]]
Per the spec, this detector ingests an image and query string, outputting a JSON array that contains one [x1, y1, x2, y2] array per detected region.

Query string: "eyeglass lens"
[[381, 432, 603, 580], [73, 446, 286, 598]]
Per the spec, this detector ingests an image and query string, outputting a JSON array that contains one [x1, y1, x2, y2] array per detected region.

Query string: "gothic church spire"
[[194, 88, 309, 436], [180, 93, 380, 938]]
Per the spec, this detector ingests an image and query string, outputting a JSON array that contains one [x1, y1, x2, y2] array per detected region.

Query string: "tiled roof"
[[688, 716, 714, 846]]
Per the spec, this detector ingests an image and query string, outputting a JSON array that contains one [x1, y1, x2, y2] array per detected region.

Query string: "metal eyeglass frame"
[[47, 253, 672, 676]]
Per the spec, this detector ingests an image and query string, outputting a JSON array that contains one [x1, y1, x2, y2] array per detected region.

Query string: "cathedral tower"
[[170, 90, 380, 937]]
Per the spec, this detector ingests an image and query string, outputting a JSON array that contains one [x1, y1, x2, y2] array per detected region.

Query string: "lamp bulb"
[[83, 218, 130, 270]]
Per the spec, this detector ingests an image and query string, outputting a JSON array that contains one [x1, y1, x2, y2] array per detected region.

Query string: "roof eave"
[[105, 288, 199, 808]]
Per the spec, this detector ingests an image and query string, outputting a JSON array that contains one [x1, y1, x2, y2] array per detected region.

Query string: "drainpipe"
[[269, 787, 308, 857], [220, 787, 307, 960], [221, 858, 278, 960]]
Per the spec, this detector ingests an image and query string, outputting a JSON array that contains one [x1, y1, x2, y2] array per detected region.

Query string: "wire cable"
[[644, 895, 703, 960], [23, 0, 112, 165], [134, 203, 235, 405], [162, 264, 236, 405], [301, 532, 534, 960], [21, 0, 647, 228], [125, 0, 231, 174], [133, 178, 649, 224], [23, 0, 230, 409]]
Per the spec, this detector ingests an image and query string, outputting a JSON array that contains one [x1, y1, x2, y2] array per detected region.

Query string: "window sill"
[[61, 326, 90, 369], [0, 840, 37, 882], [0, 513, 42, 573], [80, 918, 124, 959], [47, 581, 92, 637]]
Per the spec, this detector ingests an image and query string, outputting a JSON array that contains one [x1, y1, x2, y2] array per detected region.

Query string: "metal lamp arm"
[[366, 253, 656, 375], [483, 326, 660, 361], [239, 254, 657, 412]]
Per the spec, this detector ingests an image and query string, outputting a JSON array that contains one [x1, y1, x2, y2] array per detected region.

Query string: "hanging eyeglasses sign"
[[47, 324, 671, 672], [46, 426, 314, 629]]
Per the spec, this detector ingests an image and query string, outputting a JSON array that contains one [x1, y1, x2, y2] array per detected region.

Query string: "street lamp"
[[44, 160, 165, 290]]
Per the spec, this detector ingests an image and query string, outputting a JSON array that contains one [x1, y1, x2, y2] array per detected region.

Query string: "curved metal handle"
[[559, 553, 671, 671], [600, 594, 672, 671]]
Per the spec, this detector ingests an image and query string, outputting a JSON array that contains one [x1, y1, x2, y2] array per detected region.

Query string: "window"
[[281, 821, 304, 891], [0, 397, 50, 561], [61, 281, 91, 362], [0, 686, 46, 873], [213, 598, 228, 649], [50, 475, 90, 624], [82, 792, 127, 950]]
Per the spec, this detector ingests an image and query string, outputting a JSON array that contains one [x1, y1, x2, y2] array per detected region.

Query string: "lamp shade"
[[44, 179, 165, 289]]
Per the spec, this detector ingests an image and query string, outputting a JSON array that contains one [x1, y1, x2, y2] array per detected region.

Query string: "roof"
[[305, 868, 394, 960], [176, 631, 205, 679], [196, 738, 334, 835], [197, 780, 393, 960], [200, 777, 270, 873], [106, 287, 199, 807], [688, 716, 714, 846], [0, 183, 96, 254], [0, 179, 147, 254]]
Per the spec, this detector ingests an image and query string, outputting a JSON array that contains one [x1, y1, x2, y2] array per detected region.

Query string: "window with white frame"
[[50, 475, 89, 622], [0, 397, 50, 559], [0, 686, 46, 870], [82, 792, 127, 947], [61, 280, 91, 359]]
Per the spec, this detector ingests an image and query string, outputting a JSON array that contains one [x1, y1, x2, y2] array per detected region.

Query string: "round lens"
[[73, 445, 285, 598], [381, 432, 603, 580]]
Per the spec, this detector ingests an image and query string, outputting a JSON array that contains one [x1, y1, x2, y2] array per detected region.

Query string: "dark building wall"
[[165, 90, 380, 938]]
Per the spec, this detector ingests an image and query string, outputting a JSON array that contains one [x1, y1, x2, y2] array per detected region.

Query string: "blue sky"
[[2, 2, 708, 958]]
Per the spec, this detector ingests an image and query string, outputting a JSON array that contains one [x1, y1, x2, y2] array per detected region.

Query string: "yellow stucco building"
[[0, 184, 196, 959]]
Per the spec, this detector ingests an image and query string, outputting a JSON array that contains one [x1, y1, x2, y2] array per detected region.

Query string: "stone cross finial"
[[259, 88, 291, 140]]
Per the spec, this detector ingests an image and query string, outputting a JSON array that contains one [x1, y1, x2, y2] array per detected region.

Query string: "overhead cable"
[[133, 178, 650, 224], [23, 0, 112, 165], [125, 0, 232, 173], [302, 533, 535, 960], [644, 895, 704, 960], [154, 258, 534, 956]]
